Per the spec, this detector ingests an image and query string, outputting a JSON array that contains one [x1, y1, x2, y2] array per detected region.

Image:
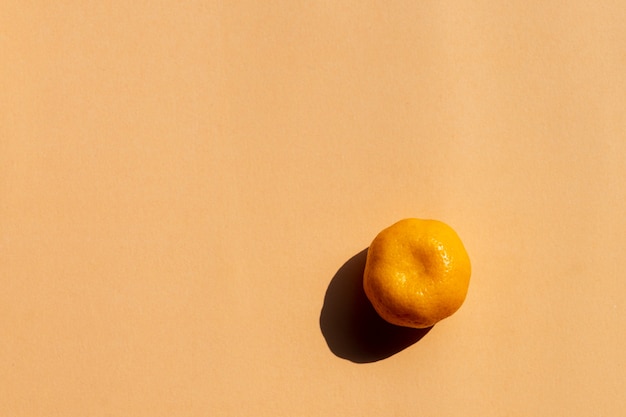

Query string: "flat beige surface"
[[2, 1, 626, 415]]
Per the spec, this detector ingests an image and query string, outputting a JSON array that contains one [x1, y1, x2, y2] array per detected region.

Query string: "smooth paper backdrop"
[[2, 1, 625, 415]]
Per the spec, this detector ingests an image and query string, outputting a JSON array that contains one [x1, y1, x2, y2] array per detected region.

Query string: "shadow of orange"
[[320, 248, 432, 363]]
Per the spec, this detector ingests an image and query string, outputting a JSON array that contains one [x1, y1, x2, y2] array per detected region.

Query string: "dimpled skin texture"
[[363, 218, 471, 329]]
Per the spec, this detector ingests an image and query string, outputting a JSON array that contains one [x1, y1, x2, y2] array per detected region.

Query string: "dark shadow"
[[320, 248, 432, 363]]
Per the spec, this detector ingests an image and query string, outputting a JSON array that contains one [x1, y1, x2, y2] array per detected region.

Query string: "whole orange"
[[363, 218, 471, 329]]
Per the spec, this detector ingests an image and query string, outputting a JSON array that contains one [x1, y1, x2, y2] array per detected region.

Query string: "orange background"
[[2, 1, 625, 415]]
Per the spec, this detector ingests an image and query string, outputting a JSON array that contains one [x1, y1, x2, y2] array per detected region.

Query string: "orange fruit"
[[363, 218, 471, 329]]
